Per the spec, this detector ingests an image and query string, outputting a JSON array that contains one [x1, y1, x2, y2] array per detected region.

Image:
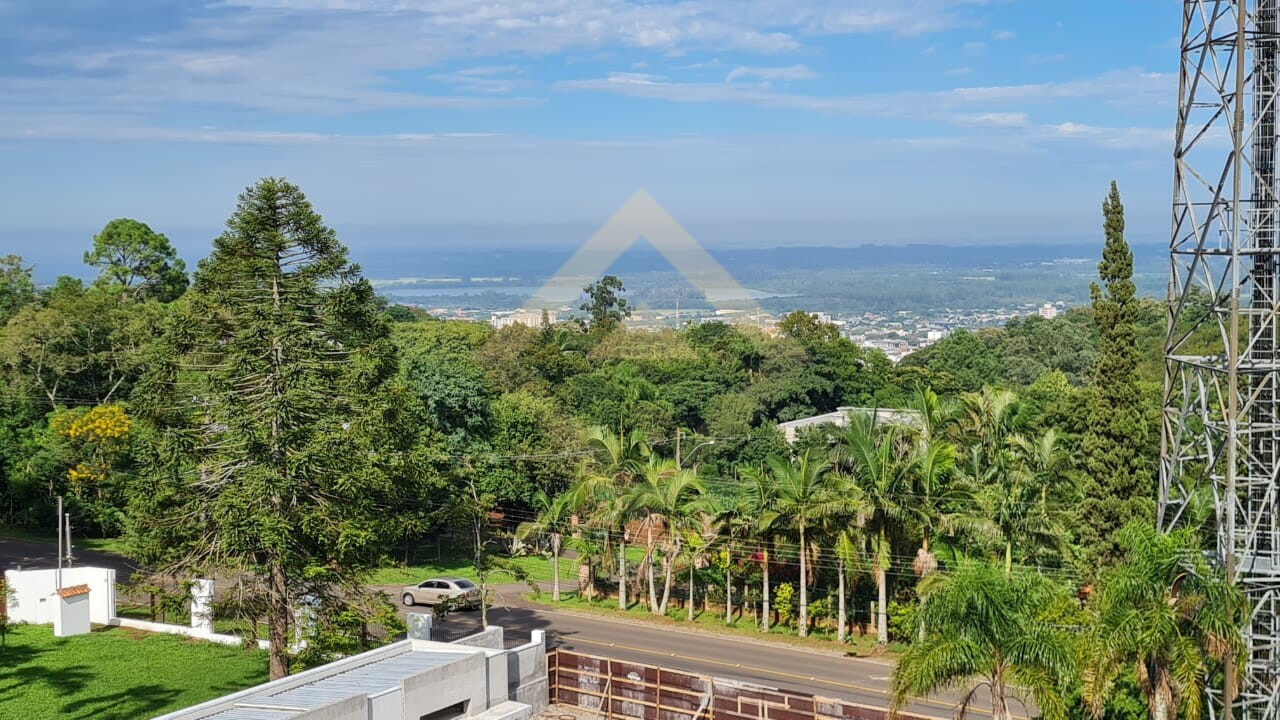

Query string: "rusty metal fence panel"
[[548, 650, 927, 720]]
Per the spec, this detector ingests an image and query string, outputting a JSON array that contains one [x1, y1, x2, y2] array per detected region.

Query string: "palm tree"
[[952, 387, 1021, 461], [585, 425, 651, 479], [516, 490, 572, 601], [1007, 429, 1075, 568], [737, 463, 781, 632], [969, 429, 1074, 575], [582, 425, 650, 607], [764, 450, 838, 637], [902, 437, 972, 640], [560, 475, 616, 601], [1080, 522, 1244, 720], [623, 458, 714, 616], [820, 471, 871, 644], [905, 385, 956, 447], [716, 482, 755, 626], [891, 561, 1077, 720], [833, 412, 912, 644], [680, 514, 721, 622], [905, 437, 960, 575]]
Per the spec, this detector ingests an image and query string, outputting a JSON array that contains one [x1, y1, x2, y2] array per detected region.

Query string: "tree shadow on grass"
[[59, 676, 262, 719], [0, 631, 95, 699], [60, 683, 183, 720]]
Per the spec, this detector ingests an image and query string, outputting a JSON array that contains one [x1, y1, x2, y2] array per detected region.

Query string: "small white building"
[[777, 407, 921, 444], [4, 566, 116, 626], [53, 583, 91, 637], [1037, 303, 1059, 320]]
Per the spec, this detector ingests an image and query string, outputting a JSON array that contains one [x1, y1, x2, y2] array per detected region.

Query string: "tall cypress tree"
[[1079, 181, 1154, 566], [133, 178, 429, 679]]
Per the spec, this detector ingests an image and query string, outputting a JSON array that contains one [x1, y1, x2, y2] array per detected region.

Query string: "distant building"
[[491, 308, 554, 329], [778, 406, 921, 444], [926, 328, 948, 342], [1037, 303, 1059, 320]]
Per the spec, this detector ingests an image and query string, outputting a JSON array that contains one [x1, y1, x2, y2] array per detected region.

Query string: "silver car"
[[401, 577, 481, 609]]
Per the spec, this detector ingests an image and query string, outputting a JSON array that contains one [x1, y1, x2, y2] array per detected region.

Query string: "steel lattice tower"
[[1162, 1, 1280, 717]]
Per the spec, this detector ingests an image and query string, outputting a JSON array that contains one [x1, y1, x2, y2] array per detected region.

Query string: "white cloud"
[[3, 0, 990, 119], [955, 112, 1029, 127], [431, 65, 528, 94], [725, 65, 817, 84], [945, 66, 973, 76], [963, 41, 986, 53], [992, 30, 1015, 40], [1038, 122, 1173, 149], [560, 68, 1176, 122]]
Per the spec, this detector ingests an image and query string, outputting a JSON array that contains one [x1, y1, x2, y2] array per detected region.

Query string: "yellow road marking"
[[566, 636, 973, 715], [536, 606, 1032, 720]]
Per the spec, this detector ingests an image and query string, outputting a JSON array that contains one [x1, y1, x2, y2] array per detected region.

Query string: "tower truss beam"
[[1163, 2, 1280, 717]]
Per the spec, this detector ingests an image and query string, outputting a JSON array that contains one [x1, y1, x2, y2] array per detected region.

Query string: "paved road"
[[0, 535, 139, 580], [1, 539, 1021, 720], [387, 585, 1021, 720]]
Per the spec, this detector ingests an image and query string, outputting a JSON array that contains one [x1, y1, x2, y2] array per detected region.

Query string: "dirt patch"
[[540, 705, 605, 720]]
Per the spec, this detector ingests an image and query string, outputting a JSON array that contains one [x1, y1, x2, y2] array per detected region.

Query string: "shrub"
[[887, 600, 919, 643], [772, 583, 795, 626]]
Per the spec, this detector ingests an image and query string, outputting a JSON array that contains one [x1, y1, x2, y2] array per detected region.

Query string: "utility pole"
[[675, 428, 682, 468], [55, 496, 63, 590], [64, 512, 73, 567]]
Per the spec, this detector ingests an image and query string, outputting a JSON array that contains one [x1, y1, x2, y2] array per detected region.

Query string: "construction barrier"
[[548, 649, 932, 720]]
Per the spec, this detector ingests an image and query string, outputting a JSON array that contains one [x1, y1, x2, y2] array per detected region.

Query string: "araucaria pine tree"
[[135, 178, 425, 679], [1079, 181, 1154, 565]]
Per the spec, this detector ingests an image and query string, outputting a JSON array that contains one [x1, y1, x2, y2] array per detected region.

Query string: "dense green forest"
[[0, 179, 1237, 717]]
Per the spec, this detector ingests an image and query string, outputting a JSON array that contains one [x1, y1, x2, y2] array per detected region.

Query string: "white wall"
[[54, 594, 91, 637], [109, 616, 268, 649], [4, 566, 116, 625]]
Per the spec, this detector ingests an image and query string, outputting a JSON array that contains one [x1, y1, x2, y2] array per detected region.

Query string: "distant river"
[[384, 285, 792, 299], [385, 286, 543, 297]]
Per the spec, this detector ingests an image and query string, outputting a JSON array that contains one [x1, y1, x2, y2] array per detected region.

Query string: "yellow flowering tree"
[[49, 404, 132, 534]]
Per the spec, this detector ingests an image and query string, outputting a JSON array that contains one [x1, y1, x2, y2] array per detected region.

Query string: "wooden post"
[[657, 670, 663, 720], [607, 658, 613, 720]]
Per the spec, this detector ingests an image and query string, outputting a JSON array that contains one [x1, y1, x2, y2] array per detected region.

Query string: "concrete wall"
[[455, 626, 504, 649], [296, 694, 369, 720], [506, 632, 548, 713], [153, 629, 549, 720], [109, 616, 268, 649], [4, 566, 115, 625], [402, 650, 490, 719], [153, 641, 413, 720], [456, 627, 548, 713]]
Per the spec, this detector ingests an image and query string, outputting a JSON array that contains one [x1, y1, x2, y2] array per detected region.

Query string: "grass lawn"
[[525, 590, 898, 658], [0, 623, 268, 720], [368, 547, 579, 586]]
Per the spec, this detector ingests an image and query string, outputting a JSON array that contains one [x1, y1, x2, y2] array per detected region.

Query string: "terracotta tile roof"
[[57, 584, 90, 599]]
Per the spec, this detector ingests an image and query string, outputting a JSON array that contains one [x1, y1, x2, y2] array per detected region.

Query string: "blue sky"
[[0, 0, 1178, 274]]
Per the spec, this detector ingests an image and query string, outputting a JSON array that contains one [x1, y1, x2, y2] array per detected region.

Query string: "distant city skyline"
[[2, 1, 1175, 266]]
